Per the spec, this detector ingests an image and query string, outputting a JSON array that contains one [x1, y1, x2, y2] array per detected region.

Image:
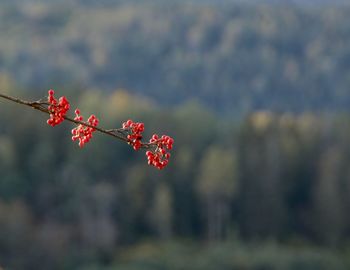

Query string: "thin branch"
[[0, 92, 152, 149]]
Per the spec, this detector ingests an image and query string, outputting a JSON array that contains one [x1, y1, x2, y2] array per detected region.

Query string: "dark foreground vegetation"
[[1, 86, 350, 269]]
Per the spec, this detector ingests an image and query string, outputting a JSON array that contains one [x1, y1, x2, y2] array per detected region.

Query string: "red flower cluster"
[[47, 89, 70, 126], [146, 134, 174, 170], [122, 119, 144, 150], [71, 109, 99, 148]]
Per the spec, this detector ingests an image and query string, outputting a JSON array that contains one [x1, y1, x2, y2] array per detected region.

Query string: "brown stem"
[[0, 93, 152, 149]]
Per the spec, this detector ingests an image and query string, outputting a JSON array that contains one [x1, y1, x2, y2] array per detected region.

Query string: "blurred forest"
[[1, 84, 350, 269], [1, 0, 350, 270], [1, 1, 350, 114]]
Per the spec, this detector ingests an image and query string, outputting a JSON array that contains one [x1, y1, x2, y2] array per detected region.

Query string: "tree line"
[[0, 87, 350, 269], [1, 2, 350, 114]]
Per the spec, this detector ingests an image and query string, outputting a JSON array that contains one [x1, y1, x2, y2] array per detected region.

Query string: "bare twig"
[[0, 92, 152, 149]]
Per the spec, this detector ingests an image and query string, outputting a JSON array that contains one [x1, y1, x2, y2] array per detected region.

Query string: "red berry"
[[71, 110, 99, 148], [122, 119, 145, 151], [145, 134, 174, 169], [46, 89, 70, 127]]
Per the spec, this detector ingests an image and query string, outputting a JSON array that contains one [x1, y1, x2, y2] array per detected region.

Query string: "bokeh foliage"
[[1, 88, 350, 269], [1, 2, 350, 114], [1, 1, 350, 269]]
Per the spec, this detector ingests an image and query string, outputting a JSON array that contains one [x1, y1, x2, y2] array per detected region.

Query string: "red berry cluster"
[[47, 89, 70, 126], [71, 109, 99, 148], [121, 120, 174, 169], [44, 90, 173, 169], [146, 134, 174, 170], [122, 119, 144, 150]]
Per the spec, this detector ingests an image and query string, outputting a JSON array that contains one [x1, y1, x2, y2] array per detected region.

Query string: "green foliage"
[[196, 146, 237, 199], [2, 2, 350, 268], [0, 89, 350, 269], [1, 2, 350, 113], [110, 241, 347, 270]]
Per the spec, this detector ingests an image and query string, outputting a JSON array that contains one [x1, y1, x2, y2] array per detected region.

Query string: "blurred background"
[[1, 0, 350, 269]]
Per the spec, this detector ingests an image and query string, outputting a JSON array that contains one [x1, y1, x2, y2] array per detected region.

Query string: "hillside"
[[1, 2, 350, 114]]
